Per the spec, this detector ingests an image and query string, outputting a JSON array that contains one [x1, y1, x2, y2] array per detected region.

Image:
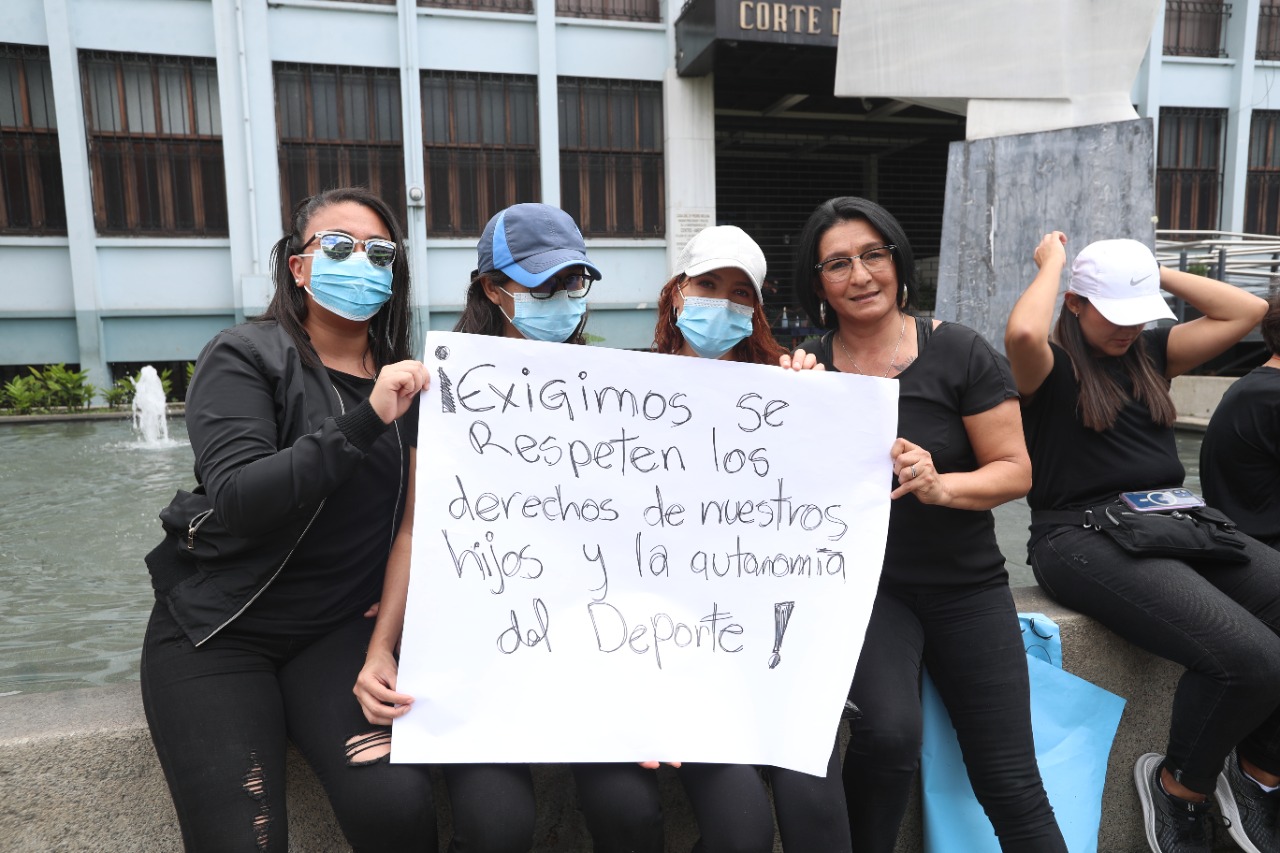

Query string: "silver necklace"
[[837, 312, 907, 378]]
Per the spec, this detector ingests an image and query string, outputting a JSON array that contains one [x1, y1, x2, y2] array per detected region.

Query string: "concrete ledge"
[[0, 588, 1228, 852]]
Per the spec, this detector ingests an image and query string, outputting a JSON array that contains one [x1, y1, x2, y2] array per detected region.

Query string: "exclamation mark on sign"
[[434, 346, 455, 413], [769, 601, 795, 669]]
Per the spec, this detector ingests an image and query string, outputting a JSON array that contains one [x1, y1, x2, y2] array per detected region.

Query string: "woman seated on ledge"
[[141, 187, 434, 853], [650, 223, 850, 853], [788, 196, 1066, 853], [1005, 232, 1280, 853], [1199, 290, 1280, 551]]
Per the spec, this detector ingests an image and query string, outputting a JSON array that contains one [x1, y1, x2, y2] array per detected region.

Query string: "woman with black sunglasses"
[[141, 187, 436, 852]]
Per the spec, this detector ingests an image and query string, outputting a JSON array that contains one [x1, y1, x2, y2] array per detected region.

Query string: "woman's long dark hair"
[[1053, 299, 1176, 432], [652, 274, 785, 365], [791, 196, 918, 330], [262, 187, 413, 368], [454, 270, 588, 345]]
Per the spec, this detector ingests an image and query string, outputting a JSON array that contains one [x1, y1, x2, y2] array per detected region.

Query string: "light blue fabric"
[[921, 613, 1125, 853], [675, 296, 754, 359], [306, 251, 393, 321], [504, 290, 587, 343]]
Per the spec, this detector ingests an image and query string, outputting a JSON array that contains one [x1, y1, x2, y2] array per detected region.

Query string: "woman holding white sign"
[[359, 204, 696, 853], [141, 188, 435, 852], [649, 223, 852, 852], [788, 197, 1066, 853], [1006, 233, 1280, 853]]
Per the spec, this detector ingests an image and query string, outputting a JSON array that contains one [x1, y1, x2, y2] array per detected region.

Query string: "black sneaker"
[[1216, 748, 1280, 853], [1135, 752, 1220, 853]]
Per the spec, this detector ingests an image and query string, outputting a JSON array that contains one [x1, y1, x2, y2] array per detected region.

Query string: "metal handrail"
[[1155, 230, 1280, 291]]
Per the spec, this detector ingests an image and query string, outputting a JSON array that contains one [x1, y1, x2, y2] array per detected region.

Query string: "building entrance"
[[706, 44, 965, 341]]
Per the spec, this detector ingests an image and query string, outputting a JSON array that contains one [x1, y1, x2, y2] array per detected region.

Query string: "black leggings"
[[140, 600, 533, 853], [843, 582, 1066, 853], [573, 744, 850, 853], [1032, 525, 1280, 793]]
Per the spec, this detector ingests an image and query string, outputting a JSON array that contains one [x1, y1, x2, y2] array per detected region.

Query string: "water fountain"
[[131, 365, 170, 446]]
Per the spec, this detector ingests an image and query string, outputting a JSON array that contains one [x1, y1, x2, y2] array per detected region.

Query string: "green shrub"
[[103, 377, 135, 409], [156, 367, 174, 400], [33, 364, 96, 410], [2, 374, 47, 413]]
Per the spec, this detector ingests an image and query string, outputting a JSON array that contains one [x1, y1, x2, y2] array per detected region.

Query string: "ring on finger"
[[910, 464, 918, 480]]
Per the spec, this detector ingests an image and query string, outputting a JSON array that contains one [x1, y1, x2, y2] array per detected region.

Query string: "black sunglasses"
[[302, 230, 397, 268]]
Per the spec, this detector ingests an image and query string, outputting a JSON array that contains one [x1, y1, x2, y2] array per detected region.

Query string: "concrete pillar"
[[1133, 1, 1165, 128], [1221, 0, 1262, 234], [42, 0, 108, 394], [398, 0, 430, 348], [535, 0, 560, 207], [212, 0, 281, 318], [662, 69, 715, 272]]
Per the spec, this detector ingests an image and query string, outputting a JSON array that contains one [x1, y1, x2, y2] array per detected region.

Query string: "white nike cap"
[[1068, 238, 1177, 326]]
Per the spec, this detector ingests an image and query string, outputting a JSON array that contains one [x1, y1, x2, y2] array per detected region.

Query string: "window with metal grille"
[[81, 50, 226, 236], [1246, 111, 1280, 235], [1259, 0, 1280, 60], [556, 0, 660, 22], [1157, 107, 1226, 234], [1163, 0, 1232, 58], [1, 44, 65, 235], [422, 71, 539, 237], [558, 77, 663, 237], [419, 0, 532, 11], [275, 63, 405, 228]]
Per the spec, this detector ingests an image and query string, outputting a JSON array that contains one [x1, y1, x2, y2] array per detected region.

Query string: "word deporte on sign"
[[737, 1, 840, 36]]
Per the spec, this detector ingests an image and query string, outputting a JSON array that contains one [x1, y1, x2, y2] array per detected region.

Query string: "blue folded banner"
[[921, 613, 1125, 853]]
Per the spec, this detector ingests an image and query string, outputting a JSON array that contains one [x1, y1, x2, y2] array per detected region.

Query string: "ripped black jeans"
[[141, 600, 534, 853]]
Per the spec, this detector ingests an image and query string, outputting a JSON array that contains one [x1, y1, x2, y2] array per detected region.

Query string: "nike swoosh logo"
[[1129, 273, 1153, 287]]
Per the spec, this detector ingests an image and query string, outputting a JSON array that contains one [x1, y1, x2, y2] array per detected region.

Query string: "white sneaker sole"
[[1135, 752, 1165, 853], [1215, 764, 1264, 853]]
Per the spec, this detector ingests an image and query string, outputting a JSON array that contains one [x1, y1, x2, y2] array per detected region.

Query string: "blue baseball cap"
[[476, 203, 603, 287]]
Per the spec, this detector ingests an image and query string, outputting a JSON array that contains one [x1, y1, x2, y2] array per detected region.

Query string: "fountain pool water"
[[0, 418, 191, 696], [0, 419, 1206, 697]]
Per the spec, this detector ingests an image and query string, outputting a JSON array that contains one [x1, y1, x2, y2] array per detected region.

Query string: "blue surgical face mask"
[[305, 251, 393, 322], [676, 295, 754, 359], [499, 289, 588, 343]]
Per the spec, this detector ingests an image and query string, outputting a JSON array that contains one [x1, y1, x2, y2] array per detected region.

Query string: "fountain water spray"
[[131, 365, 170, 445]]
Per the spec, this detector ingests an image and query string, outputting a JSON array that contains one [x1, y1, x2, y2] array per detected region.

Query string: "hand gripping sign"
[[393, 332, 896, 775]]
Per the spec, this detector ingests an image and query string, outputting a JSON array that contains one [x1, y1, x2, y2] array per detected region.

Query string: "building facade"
[[0, 0, 1274, 390]]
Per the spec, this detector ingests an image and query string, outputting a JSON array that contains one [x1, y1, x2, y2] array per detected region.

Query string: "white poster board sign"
[[393, 332, 897, 775]]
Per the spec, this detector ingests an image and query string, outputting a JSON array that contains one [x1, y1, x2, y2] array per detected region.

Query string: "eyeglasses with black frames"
[[814, 245, 897, 283], [302, 231, 398, 268], [524, 270, 598, 300]]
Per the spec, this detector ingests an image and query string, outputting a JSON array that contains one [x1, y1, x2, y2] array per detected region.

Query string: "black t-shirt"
[[1200, 364, 1280, 544], [233, 370, 420, 636], [1022, 327, 1183, 539], [809, 317, 1019, 589]]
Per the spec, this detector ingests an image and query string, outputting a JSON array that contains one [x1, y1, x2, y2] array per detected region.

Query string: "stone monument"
[[832, 0, 1162, 350]]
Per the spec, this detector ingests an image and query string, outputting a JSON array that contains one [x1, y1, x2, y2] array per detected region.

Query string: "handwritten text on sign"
[[393, 332, 897, 775]]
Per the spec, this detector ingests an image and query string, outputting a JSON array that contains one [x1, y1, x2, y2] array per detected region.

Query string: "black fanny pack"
[[1032, 500, 1250, 564]]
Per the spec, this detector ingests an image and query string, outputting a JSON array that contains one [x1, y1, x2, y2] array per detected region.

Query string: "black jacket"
[[146, 321, 397, 645]]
